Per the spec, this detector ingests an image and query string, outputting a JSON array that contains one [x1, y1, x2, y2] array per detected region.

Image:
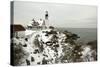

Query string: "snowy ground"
[[12, 28, 97, 66]]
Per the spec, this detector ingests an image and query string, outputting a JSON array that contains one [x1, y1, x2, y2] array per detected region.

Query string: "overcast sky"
[[13, 1, 97, 28]]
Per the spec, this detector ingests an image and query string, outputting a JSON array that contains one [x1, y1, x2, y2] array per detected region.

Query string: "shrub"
[[49, 26, 54, 29], [13, 43, 28, 65]]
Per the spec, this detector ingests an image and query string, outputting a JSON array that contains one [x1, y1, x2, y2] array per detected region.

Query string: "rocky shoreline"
[[11, 26, 97, 66]]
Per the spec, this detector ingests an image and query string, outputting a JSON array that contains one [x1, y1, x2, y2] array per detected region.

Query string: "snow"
[[21, 29, 67, 65], [81, 46, 95, 61], [82, 46, 91, 56], [37, 20, 43, 26], [12, 28, 97, 66], [25, 30, 35, 36]]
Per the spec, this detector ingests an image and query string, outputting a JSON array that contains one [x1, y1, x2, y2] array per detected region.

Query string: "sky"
[[13, 1, 97, 28]]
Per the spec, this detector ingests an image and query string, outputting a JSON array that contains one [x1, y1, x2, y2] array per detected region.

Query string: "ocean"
[[56, 28, 97, 43]]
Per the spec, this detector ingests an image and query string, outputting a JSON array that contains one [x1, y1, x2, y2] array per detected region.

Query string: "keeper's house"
[[11, 24, 26, 38]]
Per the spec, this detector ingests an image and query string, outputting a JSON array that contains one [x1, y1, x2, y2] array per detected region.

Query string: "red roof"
[[11, 24, 25, 31]]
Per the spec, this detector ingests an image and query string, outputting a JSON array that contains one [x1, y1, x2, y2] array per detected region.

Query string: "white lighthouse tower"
[[45, 11, 49, 27]]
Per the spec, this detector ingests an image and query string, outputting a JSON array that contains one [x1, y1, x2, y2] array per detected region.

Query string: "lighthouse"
[[45, 11, 49, 27]]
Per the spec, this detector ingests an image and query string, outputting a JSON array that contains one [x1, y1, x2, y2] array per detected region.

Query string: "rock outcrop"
[[11, 27, 97, 66]]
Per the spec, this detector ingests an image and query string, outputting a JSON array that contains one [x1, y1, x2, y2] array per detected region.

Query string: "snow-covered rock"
[[12, 28, 97, 66], [19, 29, 69, 65]]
